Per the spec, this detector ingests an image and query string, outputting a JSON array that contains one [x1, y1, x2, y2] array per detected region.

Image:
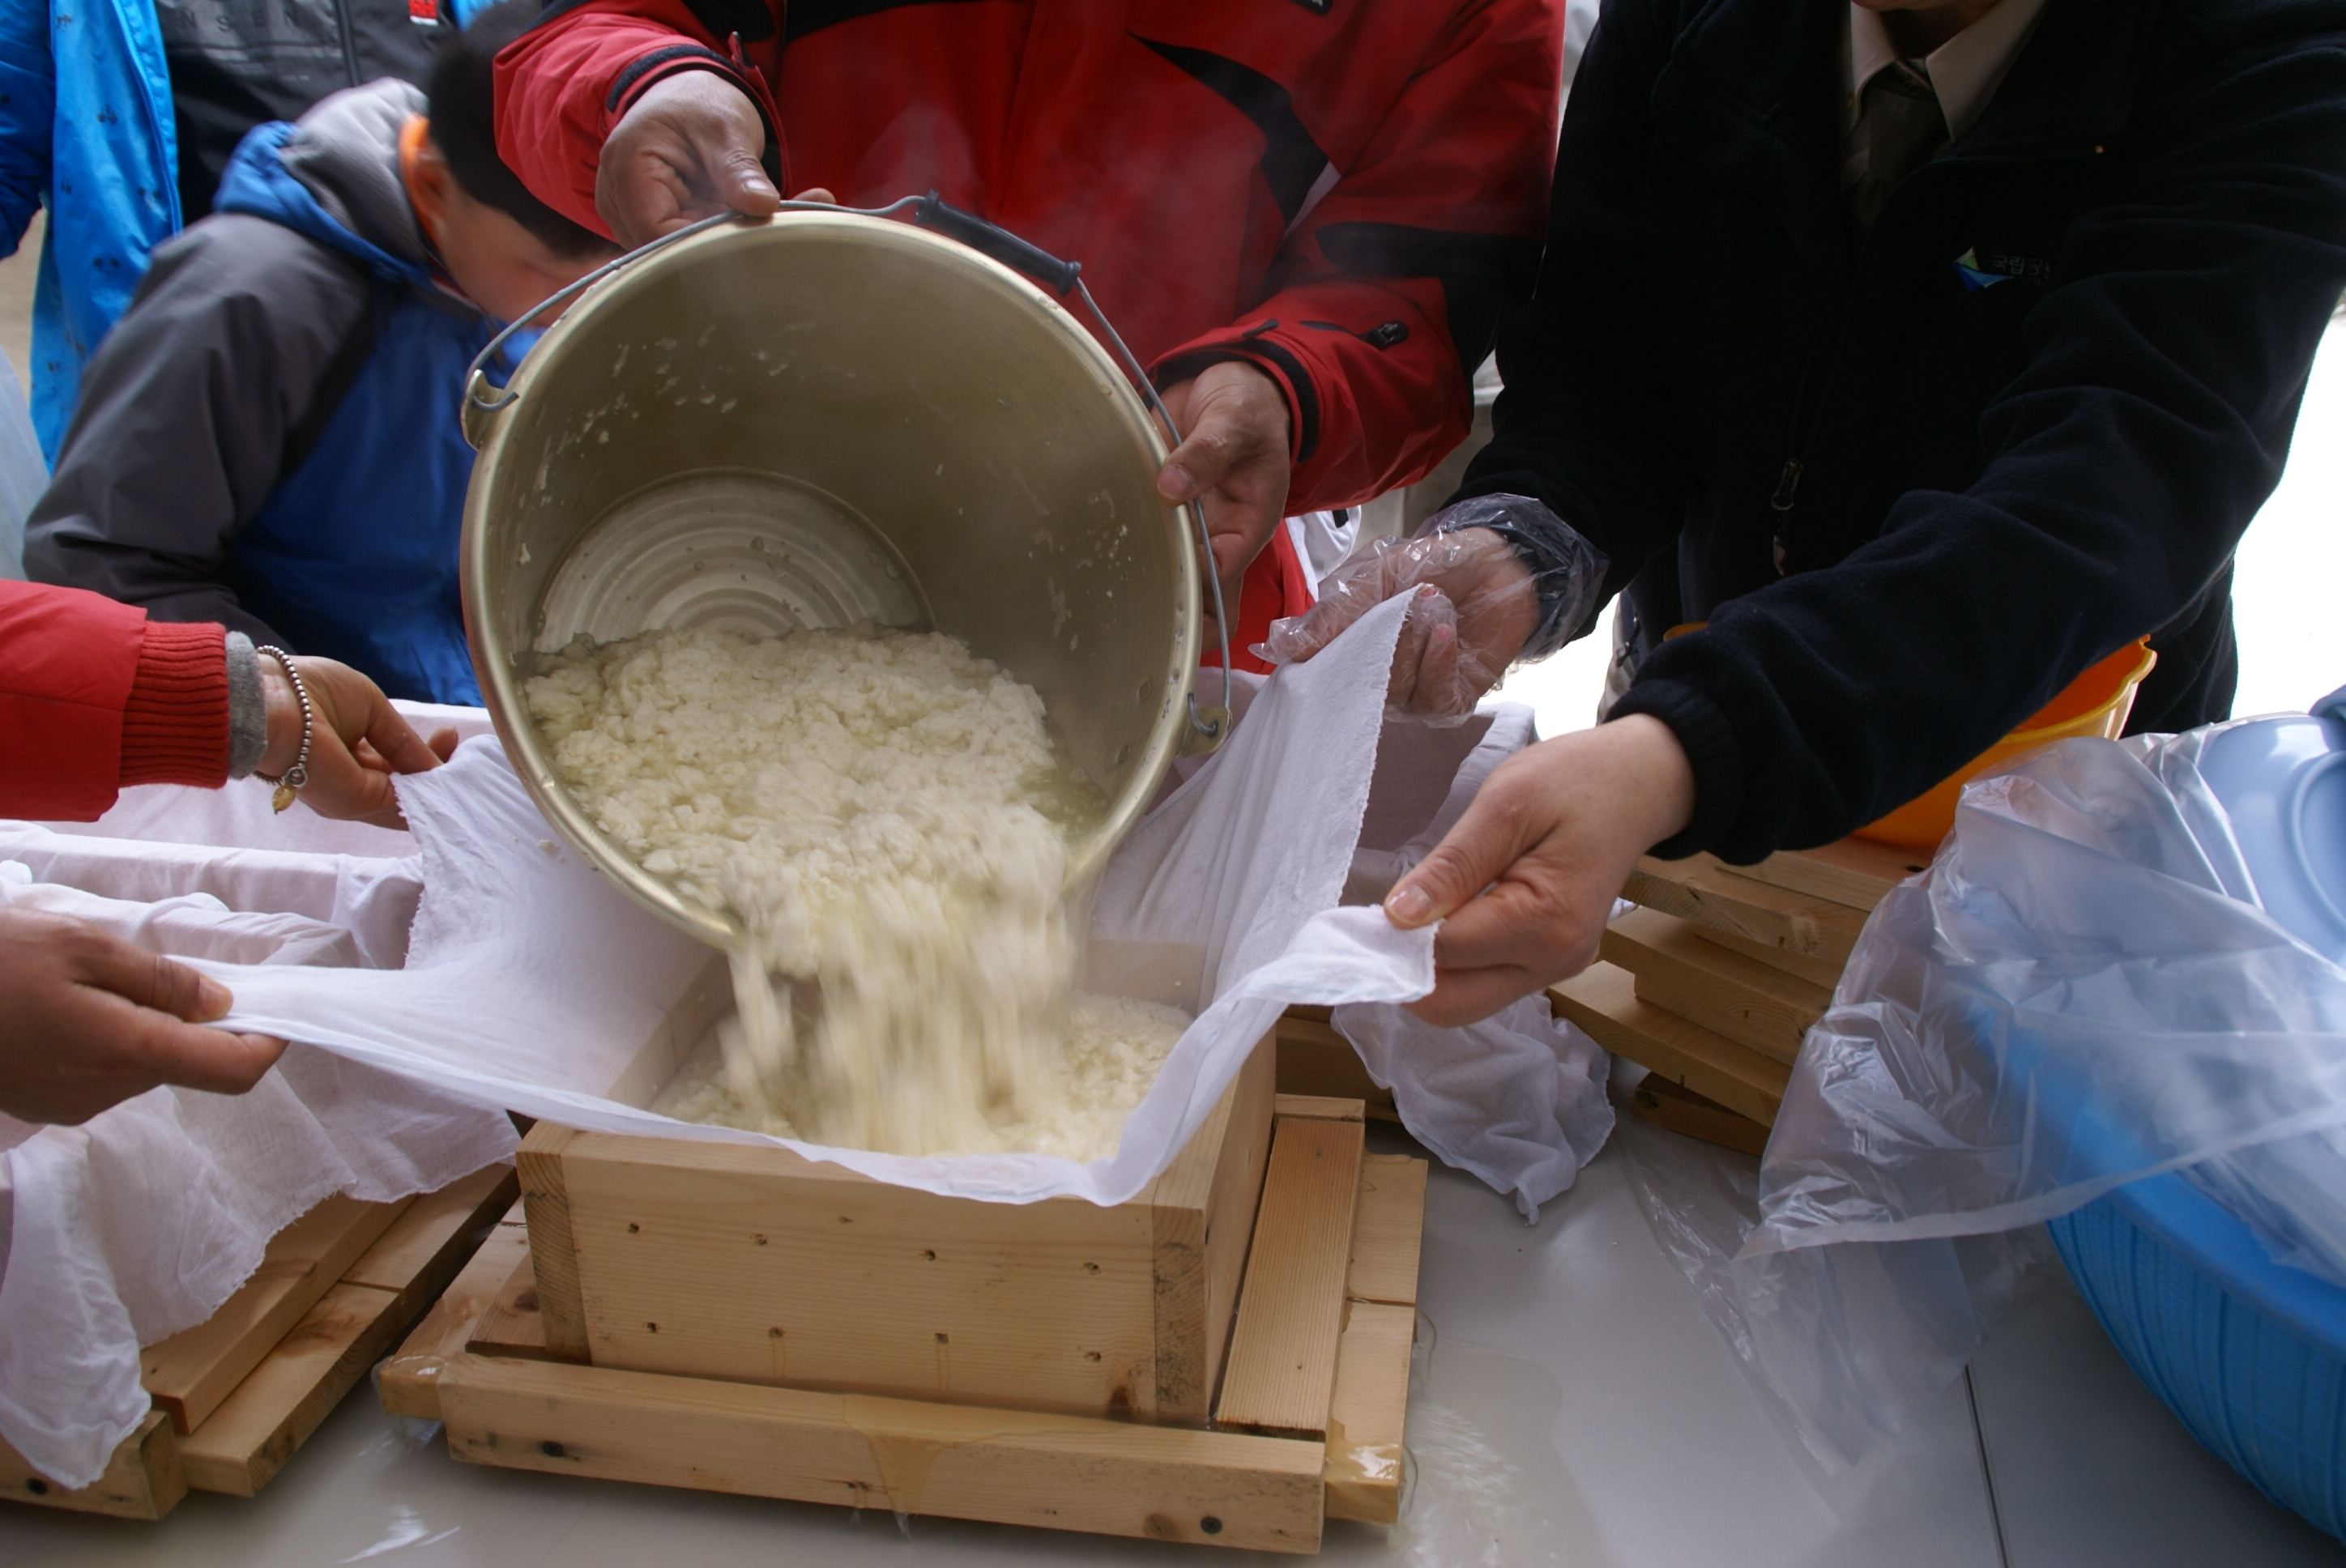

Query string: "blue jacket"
[[0, 0, 490, 462], [23, 81, 513, 705], [0, 0, 177, 460]]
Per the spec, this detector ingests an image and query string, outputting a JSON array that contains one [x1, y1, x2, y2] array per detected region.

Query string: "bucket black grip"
[[914, 194, 1081, 296]]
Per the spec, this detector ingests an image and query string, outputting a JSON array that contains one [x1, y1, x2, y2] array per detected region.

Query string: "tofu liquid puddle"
[[526, 623, 1184, 1158], [1382, 1323, 1610, 1567]]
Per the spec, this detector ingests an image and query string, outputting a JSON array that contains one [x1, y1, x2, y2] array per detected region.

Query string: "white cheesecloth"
[[0, 598, 1610, 1485]]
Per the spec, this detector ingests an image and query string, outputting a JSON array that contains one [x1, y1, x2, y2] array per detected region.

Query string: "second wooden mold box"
[[518, 1029, 1277, 1426]]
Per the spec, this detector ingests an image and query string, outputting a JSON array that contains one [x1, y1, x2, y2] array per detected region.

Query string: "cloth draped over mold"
[[0, 596, 1614, 1485]]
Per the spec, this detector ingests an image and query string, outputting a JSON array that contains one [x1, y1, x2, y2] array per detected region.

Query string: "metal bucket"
[[460, 209, 1215, 949]]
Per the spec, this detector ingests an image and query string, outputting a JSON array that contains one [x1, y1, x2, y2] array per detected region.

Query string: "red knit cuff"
[[119, 620, 231, 790]]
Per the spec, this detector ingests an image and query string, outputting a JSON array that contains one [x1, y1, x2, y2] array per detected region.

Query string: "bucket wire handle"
[[906, 194, 1231, 747], [463, 194, 1232, 748]]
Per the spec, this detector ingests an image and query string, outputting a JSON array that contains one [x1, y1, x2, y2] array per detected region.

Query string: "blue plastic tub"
[[2048, 1168, 2346, 1542], [2038, 685, 2346, 1542]]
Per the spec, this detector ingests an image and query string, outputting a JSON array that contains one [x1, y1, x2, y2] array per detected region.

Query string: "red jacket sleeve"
[[1151, 0, 1563, 513], [0, 582, 228, 821], [493, 0, 784, 241]]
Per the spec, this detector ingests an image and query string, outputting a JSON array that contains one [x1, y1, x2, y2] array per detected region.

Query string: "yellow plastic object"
[[1854, 639, 2158, 851]]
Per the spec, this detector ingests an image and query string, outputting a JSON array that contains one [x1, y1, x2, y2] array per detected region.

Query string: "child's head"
[[405, 0, 619, 323]]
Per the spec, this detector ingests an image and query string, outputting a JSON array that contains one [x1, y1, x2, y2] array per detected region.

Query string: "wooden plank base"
[[0, 1412, 186, 1520], [179, 1281, 404, 1497], [470, 1252, 559, 1361], [1324, 1302, 1414, 1524], [1324, 1145, 1427, 1525], [379, 1203, 533, 1418], [382, 1116, 1428, 1553], [177, 1164, 518, 1497], [1214, 1117, 1365, 1438], [1346, 1155, 1427, 1307], [2, 1164, 517, 1519], [441, 1355, 1326, 1554], [141, 1191, 412, 1435]]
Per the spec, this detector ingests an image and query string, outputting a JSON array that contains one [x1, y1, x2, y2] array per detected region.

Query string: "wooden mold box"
[[0, 1162, 518, 1519], [520, 1033, 1278, 1425], [382, 1090, 1429, 1554]]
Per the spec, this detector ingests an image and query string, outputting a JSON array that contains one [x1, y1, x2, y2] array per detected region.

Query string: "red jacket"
[[0, 582, 230, 821], [493, 0, 1563, 665]]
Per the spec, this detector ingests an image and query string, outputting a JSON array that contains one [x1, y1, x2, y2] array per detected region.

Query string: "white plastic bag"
[[1631, 727, 2346, 1469]]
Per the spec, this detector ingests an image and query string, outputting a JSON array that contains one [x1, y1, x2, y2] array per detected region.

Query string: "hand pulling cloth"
[[0, 871, 516, 1489], [4, 596, 1612, 1485]]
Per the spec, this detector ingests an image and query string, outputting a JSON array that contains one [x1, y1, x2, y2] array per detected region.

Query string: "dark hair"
[[429, 0, 612, 258]]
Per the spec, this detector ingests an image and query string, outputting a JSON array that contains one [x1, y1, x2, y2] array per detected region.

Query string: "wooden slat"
[[1273, 1014, 1398, 1121], [1622, 854, 1867, 967], [1602, 906, 1830, 1065], [1147, 1037, 1274, 1424], [1550, 962, 1790, 1127], [1687, 923, 1847, 990], [377, 1204, 531, 1421], [342, 1165, 518, 1297], [1629, 1073, 1771, 1157], [0, 1411, 186, 1520], [1346, 1155, 1427, 1307], [173, 1165, 519, 1494], [517, 1125, 591, 1362], [1214, 1116, 1364, 1438], [1273, 1094, 1364, 1123], [179, 1281, 406, 1497], [1322, 1302, 1414, 1524], [141, 1192, 410, 1434], [470, 1252, 555, 1361], [437, 1354, 1325, 1554], [1712, 837, 1925, 913]]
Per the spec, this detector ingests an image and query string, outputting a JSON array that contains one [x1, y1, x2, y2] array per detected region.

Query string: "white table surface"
[[0, 1116, 2340, 1568]]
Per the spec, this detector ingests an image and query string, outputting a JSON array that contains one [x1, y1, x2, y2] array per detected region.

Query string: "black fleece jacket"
[[1460, 0, 2346, 862]]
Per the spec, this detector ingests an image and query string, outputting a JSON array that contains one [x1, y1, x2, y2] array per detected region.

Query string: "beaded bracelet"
[[253, 646, 314, 814]]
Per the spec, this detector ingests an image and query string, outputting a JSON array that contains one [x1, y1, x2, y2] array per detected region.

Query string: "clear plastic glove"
[[1256, 494, 1606, 723]]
